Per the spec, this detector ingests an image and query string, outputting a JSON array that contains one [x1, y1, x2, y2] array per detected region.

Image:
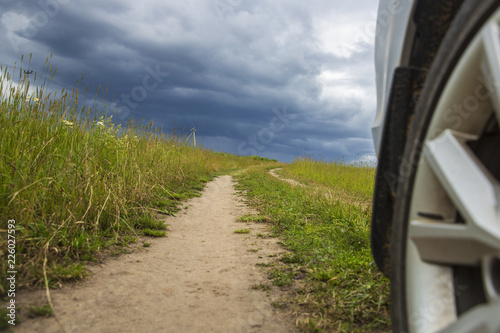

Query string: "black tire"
[[391, 0, 500, 332]]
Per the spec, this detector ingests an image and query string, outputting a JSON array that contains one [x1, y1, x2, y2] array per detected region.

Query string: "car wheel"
[[392, 1, 500, 332]]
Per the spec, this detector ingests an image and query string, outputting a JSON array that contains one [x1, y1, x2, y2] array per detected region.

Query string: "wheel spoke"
[[409, 221, 498, 265], [413, 130, 500, 265], [439, 300, 500, 333], [424, 130, 500, 230], [481, 20, 500, 124]]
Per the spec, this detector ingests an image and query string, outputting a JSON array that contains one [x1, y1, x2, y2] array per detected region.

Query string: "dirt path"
[[16, 176, 294, 333], [268, 169, 303, 187]]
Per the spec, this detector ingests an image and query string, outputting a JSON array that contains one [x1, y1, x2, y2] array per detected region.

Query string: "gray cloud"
[[0, 0, 378, 162]]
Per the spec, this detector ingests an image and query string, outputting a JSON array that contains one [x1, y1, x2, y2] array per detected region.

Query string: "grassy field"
[[281, 156, 376, 206], [0, 60, 272, 297], [235, 160, 390, 332], [1, 58, 389, 332]]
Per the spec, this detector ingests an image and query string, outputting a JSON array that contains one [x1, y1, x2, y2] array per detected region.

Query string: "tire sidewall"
[[391, 0, 500, 331]]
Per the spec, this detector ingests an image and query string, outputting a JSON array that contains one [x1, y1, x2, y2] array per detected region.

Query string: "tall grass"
[[0, 58, 268, 293], [283, 156, 376, 204], [235, 162, 389, 332]]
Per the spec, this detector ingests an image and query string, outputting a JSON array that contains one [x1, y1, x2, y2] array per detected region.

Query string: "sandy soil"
[[15, 175, 295, 333]]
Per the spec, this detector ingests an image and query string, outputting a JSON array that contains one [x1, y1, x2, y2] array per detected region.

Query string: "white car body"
[[372, 0, 418, 155]]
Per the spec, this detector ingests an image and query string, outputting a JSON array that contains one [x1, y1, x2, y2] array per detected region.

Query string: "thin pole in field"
[[191, 127, 197, 148]]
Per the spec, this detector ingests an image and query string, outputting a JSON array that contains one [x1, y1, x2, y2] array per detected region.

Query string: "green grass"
[[142, 229, 166, 237], [234, 229, 250, 234], [282, 156, 376, 206], [28, 304, 53, 318], [0, 308, 16, 329], [0, 56, 272, 295], [235, 166, 390, 332], [251, 283, 270, 291], [238, 214, 268, 223]]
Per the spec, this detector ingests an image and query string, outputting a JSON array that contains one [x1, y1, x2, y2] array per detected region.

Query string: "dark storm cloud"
[[0, 0, 379, 162]]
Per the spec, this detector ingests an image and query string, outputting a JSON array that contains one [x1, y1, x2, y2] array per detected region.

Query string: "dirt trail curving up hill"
[[268, 169, 303, 187], [16, 175, 294, 333]]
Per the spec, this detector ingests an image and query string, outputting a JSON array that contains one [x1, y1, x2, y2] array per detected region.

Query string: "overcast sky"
[[1, 0, 379, 163]]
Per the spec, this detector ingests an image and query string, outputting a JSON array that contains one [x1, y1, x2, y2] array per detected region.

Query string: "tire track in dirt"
[[16, 176, 295, 333]]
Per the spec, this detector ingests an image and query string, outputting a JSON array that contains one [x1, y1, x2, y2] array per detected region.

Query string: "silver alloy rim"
[[405, 9, 500, 333]]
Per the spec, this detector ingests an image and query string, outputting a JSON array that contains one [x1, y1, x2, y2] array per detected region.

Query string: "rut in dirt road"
[[16, 175, 294, 333]]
